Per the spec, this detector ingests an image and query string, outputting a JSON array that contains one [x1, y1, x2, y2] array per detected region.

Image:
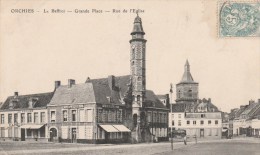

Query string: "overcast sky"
[[1, 0, 259, 112]]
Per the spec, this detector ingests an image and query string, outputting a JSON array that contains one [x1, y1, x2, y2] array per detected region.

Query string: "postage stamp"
[[219, 1, 260, 37]]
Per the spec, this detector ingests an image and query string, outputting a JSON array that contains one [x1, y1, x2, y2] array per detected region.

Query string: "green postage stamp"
[[219, 1, 260, 37]]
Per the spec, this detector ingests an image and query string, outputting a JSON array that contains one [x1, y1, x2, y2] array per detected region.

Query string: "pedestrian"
[[195, 135, 197, 144], [183, 134, 187, 145]]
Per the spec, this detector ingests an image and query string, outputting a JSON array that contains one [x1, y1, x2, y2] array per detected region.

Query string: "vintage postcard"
[[0, 0, 259, 155]]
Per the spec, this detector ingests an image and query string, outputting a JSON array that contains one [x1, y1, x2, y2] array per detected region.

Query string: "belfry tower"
[[130, 14, 147, 142], [176, 60, 199, 104]]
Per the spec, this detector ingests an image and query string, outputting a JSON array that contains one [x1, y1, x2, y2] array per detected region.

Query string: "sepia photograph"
[[0, 0, 259, 154]]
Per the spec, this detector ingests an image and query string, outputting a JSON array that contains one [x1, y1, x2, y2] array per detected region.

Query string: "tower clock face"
[[131, 45, 136, 49]]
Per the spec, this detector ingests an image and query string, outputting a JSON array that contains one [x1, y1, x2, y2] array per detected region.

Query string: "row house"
[[0, 92, 53, 142], [169, 99, 222, 139], [232, 99, 260, 137]]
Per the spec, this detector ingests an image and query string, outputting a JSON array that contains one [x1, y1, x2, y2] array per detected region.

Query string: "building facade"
[[0, 92, 53, 142], [169, 61, 222, 139], [232, 99, 260, 137]]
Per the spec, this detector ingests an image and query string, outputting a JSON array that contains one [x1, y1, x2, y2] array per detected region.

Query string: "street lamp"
[[170, 83, 173, 150]]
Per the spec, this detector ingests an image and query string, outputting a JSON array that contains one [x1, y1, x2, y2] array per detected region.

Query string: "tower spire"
[[131, 14, 145, 35], [181, 59, 194, 83], [185, 59, 190, 72]]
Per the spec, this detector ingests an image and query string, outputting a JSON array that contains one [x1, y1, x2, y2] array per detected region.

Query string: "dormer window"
[[28, 98, 38, 108], [106, 96, 112, 103]]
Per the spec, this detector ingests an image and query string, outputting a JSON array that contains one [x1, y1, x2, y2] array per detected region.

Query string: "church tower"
[[130, 14, 146, 113], [130, 14, 146, 142], [176, 60, 199, 103]]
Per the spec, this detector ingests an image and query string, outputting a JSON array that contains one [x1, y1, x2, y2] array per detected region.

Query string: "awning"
[[222, 128, 228, 132], [99, 125, 119, 132], [113, 125, 131, 132], [20, 124, 44, 129]]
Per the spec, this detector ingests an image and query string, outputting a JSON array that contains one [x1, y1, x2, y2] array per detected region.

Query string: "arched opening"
[[49, 128, 57, 142]]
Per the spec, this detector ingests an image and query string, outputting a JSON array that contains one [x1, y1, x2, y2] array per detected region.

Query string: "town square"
[[0, 0, 259, 154]]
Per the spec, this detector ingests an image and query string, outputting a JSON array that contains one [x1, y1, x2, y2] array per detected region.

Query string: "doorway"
[[72, 128, 77, 143], [21, 129, 25, 141], [200, 129, 204, 137]]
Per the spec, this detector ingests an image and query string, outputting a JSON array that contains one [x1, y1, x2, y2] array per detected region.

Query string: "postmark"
[[219, 1, 260, 37]]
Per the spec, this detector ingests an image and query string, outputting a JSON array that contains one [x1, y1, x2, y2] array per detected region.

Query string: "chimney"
[[68, 79, 75, 88], [249, 100, 255, 105], [108, 75, 115, 90], [86, 77, 91, 82], [55, 81, 61, 89], [258, 99, 260, 103], [208, 98, 211, 103], [14, 92, 18, 97]]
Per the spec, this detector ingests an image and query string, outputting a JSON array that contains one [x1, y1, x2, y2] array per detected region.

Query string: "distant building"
[[0, 92, 53, 141], [232, 99, 260, 137], [169, 61, 222, 139]]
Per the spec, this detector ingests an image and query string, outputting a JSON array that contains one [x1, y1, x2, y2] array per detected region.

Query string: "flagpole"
[[170, 83, 173, 150]]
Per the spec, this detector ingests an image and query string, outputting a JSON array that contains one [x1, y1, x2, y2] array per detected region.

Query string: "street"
[[0, 138, 260, 155]]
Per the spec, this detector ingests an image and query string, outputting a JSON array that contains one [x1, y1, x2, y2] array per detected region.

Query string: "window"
[[79, 109, 84, 122], [98, 109, 102, 122], [137, 95, 140, 101], [178, 120, 181, 126], [187, 120, 190, 125], [27, 113, 32, 123], [21, 113, 25, 123], [40, 112, 45, 123], [215, 120, 218, 125], [163, 114, 167, 123], [63, 110, 68, 122], [147, 112, 151, 122], [1, 114, 4, 124], [72, 110, 76, 121], [178, 90, 181, 98], [193, 120, 196, 125], [14, 114, 18, 124], [172, 120, 174, 126], [154, 113, 157, 122], [178, 114, 181, 119], [200, 120, 204, 125], [208, 120, 211, 125], [108, 110, 112, 122], [201, 114, 205, 118], [8, 114, 12, 124], [50, 111, 56, 123], [172, 114, 174, 119], [117, 109, 122, 123], [86, 109, 92, 122], [188, 90, 192, 97], [34, 113, 38, 123]]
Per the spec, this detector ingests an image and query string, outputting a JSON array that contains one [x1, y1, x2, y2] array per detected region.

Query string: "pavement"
[[0, 137, 260, 155]]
